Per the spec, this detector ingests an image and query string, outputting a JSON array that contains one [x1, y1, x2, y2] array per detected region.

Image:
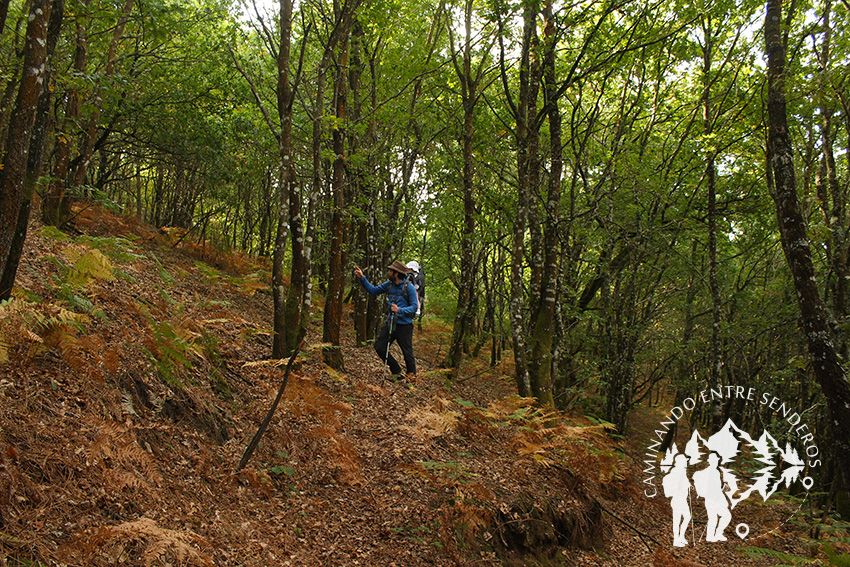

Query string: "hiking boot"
[[385, 372, 403, 383]]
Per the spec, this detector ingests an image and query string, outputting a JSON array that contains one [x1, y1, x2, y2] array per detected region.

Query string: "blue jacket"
[[359, 277, 419, 325]]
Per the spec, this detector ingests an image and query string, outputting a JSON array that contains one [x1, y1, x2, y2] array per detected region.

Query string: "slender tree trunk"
[[323, 19, 352, 370], [258, 169, 271, 257], [68, 0, 134, 198], [280, 0, 311, 356], [272, 0, 295, 359], [135, 161, 142, 218], [349, 19, 370, 347], [527, 0, 561, 406], [283, 166, 306, 357], [445, 0, 480, 371], [152, 166, 165, 226], [43, 0, 88, 226], [0, 0, 10, 36], [0, 0, 63, 300], [510, 153, 531, 397], [306, 56, 331, 336], [817, 0, 847, 325], [503, 0, 540, 397], [0, 58, 22, 159], [0, 0, 51, 296], [702, 16, 724, 429], [765, 0, 850, 493]]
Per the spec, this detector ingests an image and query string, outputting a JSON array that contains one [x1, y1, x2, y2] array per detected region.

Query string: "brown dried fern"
[[329, 436, 362, 485], [284, 376, 351, 430], [86, 420, 162, 488], [403, 398, 461, 440], [0, 299, 96, 374], [64, 518, 213, 567], [78, 334, 113, 381], [235, 468, 273, 498]]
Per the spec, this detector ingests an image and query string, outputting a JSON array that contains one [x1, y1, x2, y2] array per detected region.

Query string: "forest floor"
[[0, 205, 842, 566]]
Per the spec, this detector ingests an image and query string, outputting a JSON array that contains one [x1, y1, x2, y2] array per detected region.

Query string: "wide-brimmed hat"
[[387, 260, 411, 274]]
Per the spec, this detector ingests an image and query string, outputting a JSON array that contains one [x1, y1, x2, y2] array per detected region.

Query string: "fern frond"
[[78, 334, 112, 381], [329, 436, 362, 485], [57, 331, 85, 372], [740, 546, 818, 565], [92, 518, 213, 567], [148, 252, 175, 285], [107, 470, 147, 491], [0, 298, 96, 369], [56, 306, 90, 327], [140, 315, 208, 385], [236, 468, 273, 498], [58, 284, 99, 316], [403, 403, 461, 439], [76, 235, 145, 264], [24, 328, 43, 343], [63, 246, 115, 288], [87, 420, 162, 486]]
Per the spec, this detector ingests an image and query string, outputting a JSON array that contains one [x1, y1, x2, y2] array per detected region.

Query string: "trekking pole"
[[382, 309, 397, 381]]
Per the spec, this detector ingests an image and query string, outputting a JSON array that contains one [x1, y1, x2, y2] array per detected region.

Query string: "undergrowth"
[[402, 395, 623, 556], [742, 519, 850, 566]]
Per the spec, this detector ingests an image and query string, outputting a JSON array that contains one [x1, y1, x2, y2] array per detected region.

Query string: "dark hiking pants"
[[375, 321, 416, 376]]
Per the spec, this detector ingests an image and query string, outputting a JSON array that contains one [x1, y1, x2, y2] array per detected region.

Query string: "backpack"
[[406, 261, 425, 299], [398, 273, 416, 305]]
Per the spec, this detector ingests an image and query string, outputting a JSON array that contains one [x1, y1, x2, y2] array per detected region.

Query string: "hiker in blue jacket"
[[354, 261, 418, 383]]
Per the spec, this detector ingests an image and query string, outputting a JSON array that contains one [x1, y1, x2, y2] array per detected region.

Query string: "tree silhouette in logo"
[[659, 419, 804, 546]]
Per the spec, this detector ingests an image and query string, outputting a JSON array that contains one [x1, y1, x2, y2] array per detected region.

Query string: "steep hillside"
[[0, 207, 822, 566]]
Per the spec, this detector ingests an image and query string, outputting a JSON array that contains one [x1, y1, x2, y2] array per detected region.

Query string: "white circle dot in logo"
[[803, 476, 814, 490], [736, 523, 750, 539]]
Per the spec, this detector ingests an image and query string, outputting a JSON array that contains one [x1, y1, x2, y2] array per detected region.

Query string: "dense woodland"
[[1, 0, 850, 527]]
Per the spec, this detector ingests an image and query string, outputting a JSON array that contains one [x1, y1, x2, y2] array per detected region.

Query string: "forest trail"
[[0, 206, 822, 566]]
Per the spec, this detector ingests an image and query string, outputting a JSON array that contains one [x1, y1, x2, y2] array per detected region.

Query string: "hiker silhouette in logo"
[[663, 453, 692, 547], [692, 452, 732, 542]]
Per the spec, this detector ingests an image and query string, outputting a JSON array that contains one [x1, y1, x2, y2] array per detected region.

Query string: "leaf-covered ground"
[[0, 206, 836, 566]]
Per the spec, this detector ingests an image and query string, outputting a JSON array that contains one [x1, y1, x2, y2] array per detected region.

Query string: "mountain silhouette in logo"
[[665, 420, 803, 508]]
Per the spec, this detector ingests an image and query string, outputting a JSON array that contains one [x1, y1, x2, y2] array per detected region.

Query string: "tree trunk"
[[322, 16, 352, 370], [349, 19, 370, 348], [272, 0, 295, 359], [305, 56, 331, 341], [258, 169, 271, 257], [281, 5, 307, 357], [0, 0, 63, 300], [68, 0, 134, 198], [816, 0, 848, 329], [504, 0, 541, 398], [527, 0, 561, 407], [444, 0, 481, 371], [0, 0, 51, 295], [765, 0, 850, 493], [702, 16, 724, 429], [43, 0, 88, 227], [0, 0, 10, 36]]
